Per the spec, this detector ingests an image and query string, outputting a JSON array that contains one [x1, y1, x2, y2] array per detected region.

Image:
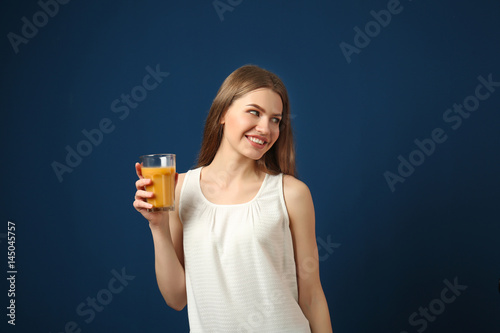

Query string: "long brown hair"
[[196, 65, 296, 176]]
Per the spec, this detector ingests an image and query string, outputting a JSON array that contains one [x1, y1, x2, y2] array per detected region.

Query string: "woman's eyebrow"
[[246, 104, 282, 117]]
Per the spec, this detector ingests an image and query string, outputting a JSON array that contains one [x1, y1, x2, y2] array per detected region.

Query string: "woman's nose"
[[255, 118, 271, 134]]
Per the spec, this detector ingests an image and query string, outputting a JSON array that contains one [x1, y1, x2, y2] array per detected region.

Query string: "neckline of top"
[[196, 166, 270, 207]]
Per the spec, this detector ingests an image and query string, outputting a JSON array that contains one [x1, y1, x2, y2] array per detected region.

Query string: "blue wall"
[[1, 0, 499, 332]]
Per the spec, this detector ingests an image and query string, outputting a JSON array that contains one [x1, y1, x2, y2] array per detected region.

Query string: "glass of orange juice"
[[140, 154, 176, 212]]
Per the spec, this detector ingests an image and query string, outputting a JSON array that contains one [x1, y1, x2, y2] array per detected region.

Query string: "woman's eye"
[[249, 110, 259, 116], [272, 118, 281, 124]]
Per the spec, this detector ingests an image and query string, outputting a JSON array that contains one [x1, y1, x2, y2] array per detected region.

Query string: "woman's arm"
[[284, 175, 333, 333], [134, 164, 187, 311]]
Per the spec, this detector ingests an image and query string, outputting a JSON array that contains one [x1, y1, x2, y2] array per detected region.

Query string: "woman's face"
[[220, 88, 283, 161]]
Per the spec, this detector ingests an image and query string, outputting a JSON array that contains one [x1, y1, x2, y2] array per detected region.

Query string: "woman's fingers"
[[133, 199, 153, 211], [135, 162, 155, 213], [135, 178, 151, 190], [135, 189, 153, 200], [135, 162, 144, 179]]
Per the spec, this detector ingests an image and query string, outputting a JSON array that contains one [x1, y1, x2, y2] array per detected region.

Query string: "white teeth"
[[248, 136, 264, 145]]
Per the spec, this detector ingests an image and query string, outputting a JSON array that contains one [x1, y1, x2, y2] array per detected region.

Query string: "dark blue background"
[[1, 0, 499, 332]]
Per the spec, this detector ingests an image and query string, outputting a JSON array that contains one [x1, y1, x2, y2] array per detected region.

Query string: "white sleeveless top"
[[179, 167, 311, 333]]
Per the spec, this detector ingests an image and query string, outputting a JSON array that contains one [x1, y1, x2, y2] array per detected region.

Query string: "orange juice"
[[142, 166, 175, 210]]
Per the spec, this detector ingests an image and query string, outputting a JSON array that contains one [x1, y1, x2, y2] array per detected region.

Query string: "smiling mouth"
[[246, 135, 267, 146]]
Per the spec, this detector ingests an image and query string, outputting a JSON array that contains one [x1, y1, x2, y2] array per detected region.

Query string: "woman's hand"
[[134, 162, 186, 310], [133, 162, 177, 227]]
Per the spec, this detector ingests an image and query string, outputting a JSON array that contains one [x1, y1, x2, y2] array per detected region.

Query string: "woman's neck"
[[203, 149, 263, 185]]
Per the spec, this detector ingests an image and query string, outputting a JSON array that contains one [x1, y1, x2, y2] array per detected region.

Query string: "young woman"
[[134, 65, 333, 332]]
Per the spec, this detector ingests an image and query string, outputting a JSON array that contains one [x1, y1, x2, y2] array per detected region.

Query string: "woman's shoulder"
[[176, 166, 203, 189], [178, 166, 201, 181], [282, 174, 314, 223], [282, 174, 312, 201], [174, 171, 192, 196]]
